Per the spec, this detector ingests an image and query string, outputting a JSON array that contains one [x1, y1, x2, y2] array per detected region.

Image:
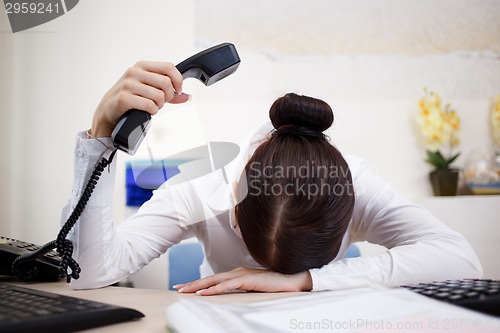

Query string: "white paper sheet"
[[166, 287, 500, 333]]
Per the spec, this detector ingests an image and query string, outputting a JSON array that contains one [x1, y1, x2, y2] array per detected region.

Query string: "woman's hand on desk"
[[174, 267, 313, 296]]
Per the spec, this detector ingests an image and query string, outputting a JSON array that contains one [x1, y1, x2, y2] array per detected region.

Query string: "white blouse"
[[63, 122, 483, 291]]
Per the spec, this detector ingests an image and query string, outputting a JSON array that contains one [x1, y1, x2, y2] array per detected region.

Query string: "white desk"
[[6, 279, 299, 333], [4, 278, 500, 333]]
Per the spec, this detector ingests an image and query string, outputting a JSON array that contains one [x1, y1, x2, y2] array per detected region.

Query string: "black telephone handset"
[[111, 42, 241, 155], [2, 43, 240, 282]]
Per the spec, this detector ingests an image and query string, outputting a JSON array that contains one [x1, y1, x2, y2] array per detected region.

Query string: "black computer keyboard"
[[402, 279, 500, 317], [0, 283, 144, 333]]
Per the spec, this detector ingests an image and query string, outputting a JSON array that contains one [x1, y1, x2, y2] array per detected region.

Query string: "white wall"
[[0, 0, 195, 243], [1, 0, 499, 286], [188, 50, 500, 198], [190, 0, 500, 199]]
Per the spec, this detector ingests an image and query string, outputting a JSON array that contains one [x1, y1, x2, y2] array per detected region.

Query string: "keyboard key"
[[464, 291, 480, 298], [485, 288, 499, 295]]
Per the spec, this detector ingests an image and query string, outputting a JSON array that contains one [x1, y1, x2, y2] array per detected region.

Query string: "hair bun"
[[269, 93, 334, 132]]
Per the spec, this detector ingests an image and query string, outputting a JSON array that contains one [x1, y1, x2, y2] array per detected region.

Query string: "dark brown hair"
[[235, 93, 355, 274]]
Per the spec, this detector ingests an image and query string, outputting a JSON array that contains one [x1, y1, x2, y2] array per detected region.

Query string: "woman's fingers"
[[117, 93, 160, 116], [176, 268, 248, 293], [195, 277, 248, 296], [174, 268, 313, 296], [122, 64, 176, 107], [169, 92, 191, 104], [120, 79, 165, 112], [133, 61, 184, 96]]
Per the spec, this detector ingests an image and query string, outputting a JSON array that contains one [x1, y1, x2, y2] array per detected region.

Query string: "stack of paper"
[[166, 287, 500, 333]]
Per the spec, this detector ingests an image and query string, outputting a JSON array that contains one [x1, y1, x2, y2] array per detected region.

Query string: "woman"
[[64, 61, 482, 295]]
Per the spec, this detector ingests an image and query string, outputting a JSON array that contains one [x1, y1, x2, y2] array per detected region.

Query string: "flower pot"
[[429, 169, 459, 196]]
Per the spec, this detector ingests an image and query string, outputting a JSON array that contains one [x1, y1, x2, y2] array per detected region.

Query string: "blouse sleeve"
[[309, 157, 483, 291], [62, 132, 195, 290]]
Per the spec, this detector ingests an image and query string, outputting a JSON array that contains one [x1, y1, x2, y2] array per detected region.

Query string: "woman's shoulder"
[[343, 154, 370, 179]]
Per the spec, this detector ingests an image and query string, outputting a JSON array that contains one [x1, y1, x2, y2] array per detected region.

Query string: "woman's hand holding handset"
[[90, 61, 191, 138]]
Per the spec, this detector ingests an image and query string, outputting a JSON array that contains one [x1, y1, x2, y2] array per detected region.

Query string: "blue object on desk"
[[167, 242, 361, 290], [125, 160, 183, 206]]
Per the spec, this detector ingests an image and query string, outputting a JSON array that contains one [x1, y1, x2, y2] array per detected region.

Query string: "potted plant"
[[417, 89, 461, 196]]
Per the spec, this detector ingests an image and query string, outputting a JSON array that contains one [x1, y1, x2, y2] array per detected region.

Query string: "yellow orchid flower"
[[417, 89, 461, 170], [492, 95, 500, 146]]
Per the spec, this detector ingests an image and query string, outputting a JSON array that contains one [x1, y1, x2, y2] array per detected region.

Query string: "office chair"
[[343, 243, 361, 258], [168, 242, 205, 290], [167, 242, 361, 290]]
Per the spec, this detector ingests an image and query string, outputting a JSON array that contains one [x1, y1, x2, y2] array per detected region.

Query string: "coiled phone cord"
[[12, 148, 118, 282]]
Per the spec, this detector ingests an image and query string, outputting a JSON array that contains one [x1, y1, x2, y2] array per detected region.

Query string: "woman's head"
[[235, 93, 355, 274]]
